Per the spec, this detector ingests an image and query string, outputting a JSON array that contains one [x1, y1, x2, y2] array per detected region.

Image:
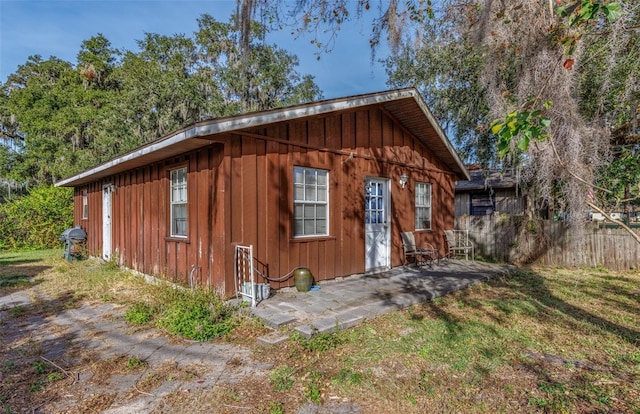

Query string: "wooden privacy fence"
[[455, 215, 640, 270]]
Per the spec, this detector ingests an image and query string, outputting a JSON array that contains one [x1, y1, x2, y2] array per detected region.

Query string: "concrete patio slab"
[[253, 259, 514, 338]]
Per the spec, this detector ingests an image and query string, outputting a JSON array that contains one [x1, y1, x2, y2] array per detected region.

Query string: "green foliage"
[[47, 372, 64, 382], [125, 356, 147, 371], [0, 186, 73, 250], [157, 287, 236, 341], [9, 306, 26, 318], [332, 368, 363, 386], [384, 21, 492, 164], [32, 361, 47, 375], [556, 1, 623, 55], [124, 302, 154, 326], [293, 331, 346, 352], [267, 402, 285, 414], [490, 100, 552, 158], [0, 14, 322, 187], [0, 274, 31, 288], [29, 382, 44, 393], [303, 371, 323, 403], [269, 365, 295, 391], [1, 361, 15, 372], [595, 146, 640, 210], [558, 1, 623, 27]]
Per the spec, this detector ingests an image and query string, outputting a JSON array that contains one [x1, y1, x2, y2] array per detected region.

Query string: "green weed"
[[124, 302, 154, 325], [405, 393, 418, 405], [10, 306, 26, 318], [303, 371, 323, 403], [100, 293, 114, 302], [47, 372, 64, 382], [293, 331, 345, 353], [125, 356, 147, 371], [1, 361, 15, 372], [157, 288, 235, 341], [267, 401, 285, 414], [32, 361, 47, 374], [270, 365, 295, 392], [0, 274, 31, 288], [332, 368, 363, 386], [533, 381, 573, 411], [29, 381, 44, 393]]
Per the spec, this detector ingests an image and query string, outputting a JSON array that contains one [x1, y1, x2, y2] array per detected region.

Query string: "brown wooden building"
[[56, 88, 469, 295], [455, 168, 525, 217]]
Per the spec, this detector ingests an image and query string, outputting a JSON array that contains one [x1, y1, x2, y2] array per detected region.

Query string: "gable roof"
[[56, 87, 469, 187]]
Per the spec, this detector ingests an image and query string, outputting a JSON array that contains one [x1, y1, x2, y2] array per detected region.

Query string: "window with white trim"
[[293, 167, 329, 237], [82, 190, 88, 219], [415, 182, 432, 230], [170, 167, 188, 237]]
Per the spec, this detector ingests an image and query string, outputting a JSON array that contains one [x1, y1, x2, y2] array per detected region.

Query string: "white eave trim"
[[56, 88, 468, 186]]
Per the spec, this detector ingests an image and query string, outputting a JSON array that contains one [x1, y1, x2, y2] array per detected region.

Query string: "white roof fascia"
[[56, 88, 468, 186]]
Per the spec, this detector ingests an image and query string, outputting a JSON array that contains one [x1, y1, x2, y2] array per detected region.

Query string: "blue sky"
[[0, 0, 390, 99]]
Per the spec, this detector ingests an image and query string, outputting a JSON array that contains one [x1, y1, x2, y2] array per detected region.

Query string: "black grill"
[[59, 226, 87, 260]]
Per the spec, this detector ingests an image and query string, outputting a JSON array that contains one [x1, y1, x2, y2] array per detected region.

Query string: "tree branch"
[[548, 136, 613, 194], [588, 202, 640, 244]]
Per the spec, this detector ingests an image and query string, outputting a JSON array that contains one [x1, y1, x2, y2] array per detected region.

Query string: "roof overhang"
[[56, 88, 469, 187]]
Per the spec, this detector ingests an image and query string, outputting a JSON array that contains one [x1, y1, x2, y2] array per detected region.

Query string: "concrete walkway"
[[252, 259, 514, 342], [0, 289, 273, 413]]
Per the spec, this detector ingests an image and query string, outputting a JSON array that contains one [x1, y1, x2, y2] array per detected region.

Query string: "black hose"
[[256, 266, 308, 282]]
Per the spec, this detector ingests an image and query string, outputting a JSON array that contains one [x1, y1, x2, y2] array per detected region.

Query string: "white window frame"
[[82, 190, 88, 219], [170, 167, 188, 237], [293, 166, 329, 237], [415, 182, 432, 230]]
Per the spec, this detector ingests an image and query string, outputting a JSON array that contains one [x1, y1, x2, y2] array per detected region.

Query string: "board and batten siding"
[[76, 145, 226, 290], [455, 189, 525, 217], [75, 106, 457, 295]]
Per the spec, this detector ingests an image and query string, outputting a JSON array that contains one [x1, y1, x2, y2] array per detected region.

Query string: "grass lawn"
[[1, 250, 638, 413]]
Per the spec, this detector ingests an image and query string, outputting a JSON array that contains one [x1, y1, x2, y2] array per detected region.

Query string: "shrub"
[[0, 186, 73, 250], [157, 288, 235, 341]]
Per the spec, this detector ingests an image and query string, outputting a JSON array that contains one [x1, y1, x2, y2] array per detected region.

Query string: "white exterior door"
[[102, 184, 113, 260], [365, 177, 391, 271]]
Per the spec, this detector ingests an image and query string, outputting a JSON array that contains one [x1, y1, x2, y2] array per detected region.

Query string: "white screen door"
[[365, 177, 391, 271], [102, 184, 113, 260]]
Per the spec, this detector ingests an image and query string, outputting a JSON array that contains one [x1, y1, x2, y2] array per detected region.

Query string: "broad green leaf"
[[604, 3, 623, 21], [517, 135, 530, 152], [540, 118, 551, 128], [497, 139, 511, 157]]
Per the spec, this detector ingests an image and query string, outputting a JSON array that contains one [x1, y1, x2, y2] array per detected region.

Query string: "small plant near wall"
[[157, 287, 236, 341]]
